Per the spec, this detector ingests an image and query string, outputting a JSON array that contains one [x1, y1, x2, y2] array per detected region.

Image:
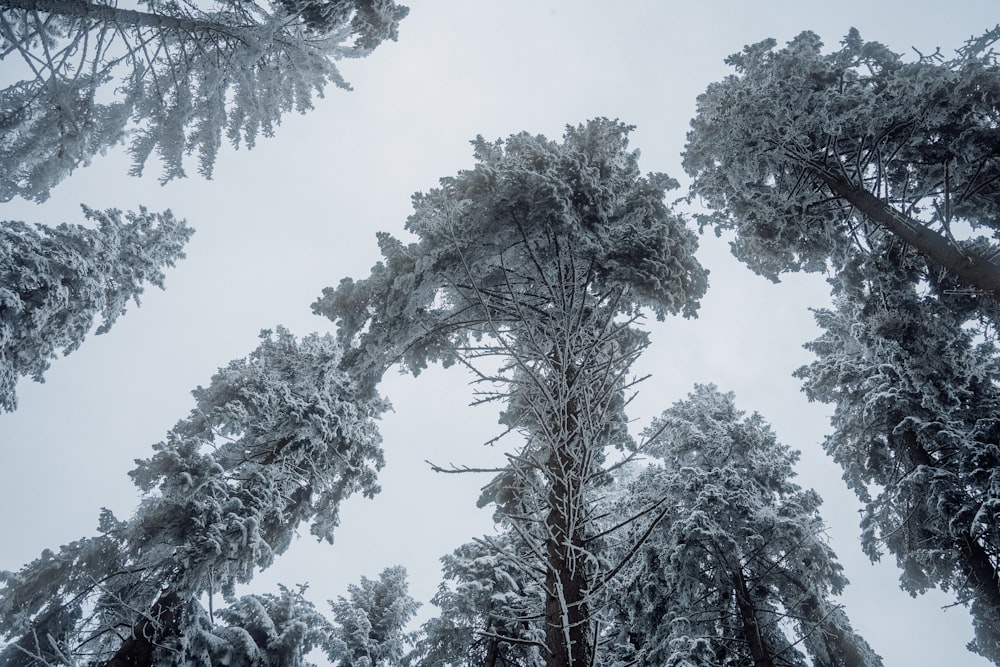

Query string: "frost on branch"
[[314, 118, 707, 666], [797, 259, 1000, 663], [406, 536, 545, 666], [0, 0, 409, 200], [0, 327, 387, 665], [313, 118, 707, 383], [600, 385, 881, 667], [684, 25, 1000, 294], [686, 24, 1000, 664], [327, 565, 419, 667], [0, 206, 192, 411]]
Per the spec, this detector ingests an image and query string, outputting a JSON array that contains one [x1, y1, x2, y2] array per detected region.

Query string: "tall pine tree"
[[0, 327, 387, 665], [684, 25, 1000, 662], [601, 386, 881, 667], [314, 118, 708, 666]]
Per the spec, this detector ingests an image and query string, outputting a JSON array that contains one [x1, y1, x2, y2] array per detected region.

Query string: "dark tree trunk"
[[102, 590, 182, 667], [732, 565, 772, 667], [483, 634, 500, 667], [811, 166, 1000, 295], [543, 461, 591, 667], [542, 364, 593, 667]]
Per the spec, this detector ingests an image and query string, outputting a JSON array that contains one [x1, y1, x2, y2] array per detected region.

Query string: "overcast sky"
[[1, 1, 998, 664]]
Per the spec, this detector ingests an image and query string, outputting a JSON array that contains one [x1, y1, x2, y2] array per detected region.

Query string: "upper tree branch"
[[809, 162, 1000, 295]]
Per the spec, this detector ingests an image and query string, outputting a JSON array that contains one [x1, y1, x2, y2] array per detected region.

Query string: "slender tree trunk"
[[542, 363, 592, 667], [483, 634, 500, 667], [810, 166, 1000, 294], [732, 565, 772, 667], [543, 455, 591, 667]]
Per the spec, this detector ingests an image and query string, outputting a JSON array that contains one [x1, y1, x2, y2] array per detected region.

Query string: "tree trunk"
[[543, 459, 591, 667], [897, 429, 1000, 652], [542, 363, 592, 667], [811, 167, 1000, 295], [732, 565, 772, 667], [1, 0, 240, 34], [483, 634, 500, 667], [102, 590, 182, 667]]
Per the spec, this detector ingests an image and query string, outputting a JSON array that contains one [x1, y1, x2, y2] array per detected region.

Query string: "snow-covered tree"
[[314, 118, 708, 666], [683, 25, 1000, 663], [796, 259, 1000, 664], [599, 386, 880, 667], [683, 25, 1000, 294], [0, 0, 409, 201], [166, 584, 335, 666], [327, 565, 419, 667], [0, 206, 192, 411], [0, 327, 387, 666], [406, 535, 545, 666]]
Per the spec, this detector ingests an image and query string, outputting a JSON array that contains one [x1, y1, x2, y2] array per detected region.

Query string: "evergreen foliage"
[[0, 85, 931, 664], [684, 25, 1000, 293], [797, 259, 1000, 662], [315, 118, 708, 666], [685, 25, 1000, 663], [0, 327, 387, 665], [328, 565, 419, 667], [406, 535, 545, 666], [0, 0, 409, 201], [407, 387, 880, 667], [0, 206, 192, 411], [600, 386, 881, 667]]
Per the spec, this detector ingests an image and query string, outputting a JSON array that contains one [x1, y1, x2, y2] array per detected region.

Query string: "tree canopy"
[[314, 118, 708, 666], [684, 26, 1000, 293], [797, 260, 1000, 662], [0, 0, 409, 201], [406, 535, 544, 667], [0, 327, 387, 665], [328, 565, 419, 667], [6, 13, 999, 664], [684, 26, 1000, 664], [602, 386, 881, 667], [406, 387, 880, 667], [313, 118, 707, 382], [0, 206, 192, 411]]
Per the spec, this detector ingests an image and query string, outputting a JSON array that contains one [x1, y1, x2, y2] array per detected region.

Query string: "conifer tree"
[[328, 566, 419, 667], [0, 206, 192, 411], [0, 0, 408, 201], [601, 386, 881, 667], [684, 25, 1000, 294], [797, 260, 1000, 663], [684, 25, 1000, 662], [0, 327, 387, 665], [408, 387, 880, 667], [406, 533, 545, 665], [314, 118, 708, 666]]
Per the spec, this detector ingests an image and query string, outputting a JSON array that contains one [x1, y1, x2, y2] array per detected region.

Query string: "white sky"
[[1, 1, 997, 664]]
